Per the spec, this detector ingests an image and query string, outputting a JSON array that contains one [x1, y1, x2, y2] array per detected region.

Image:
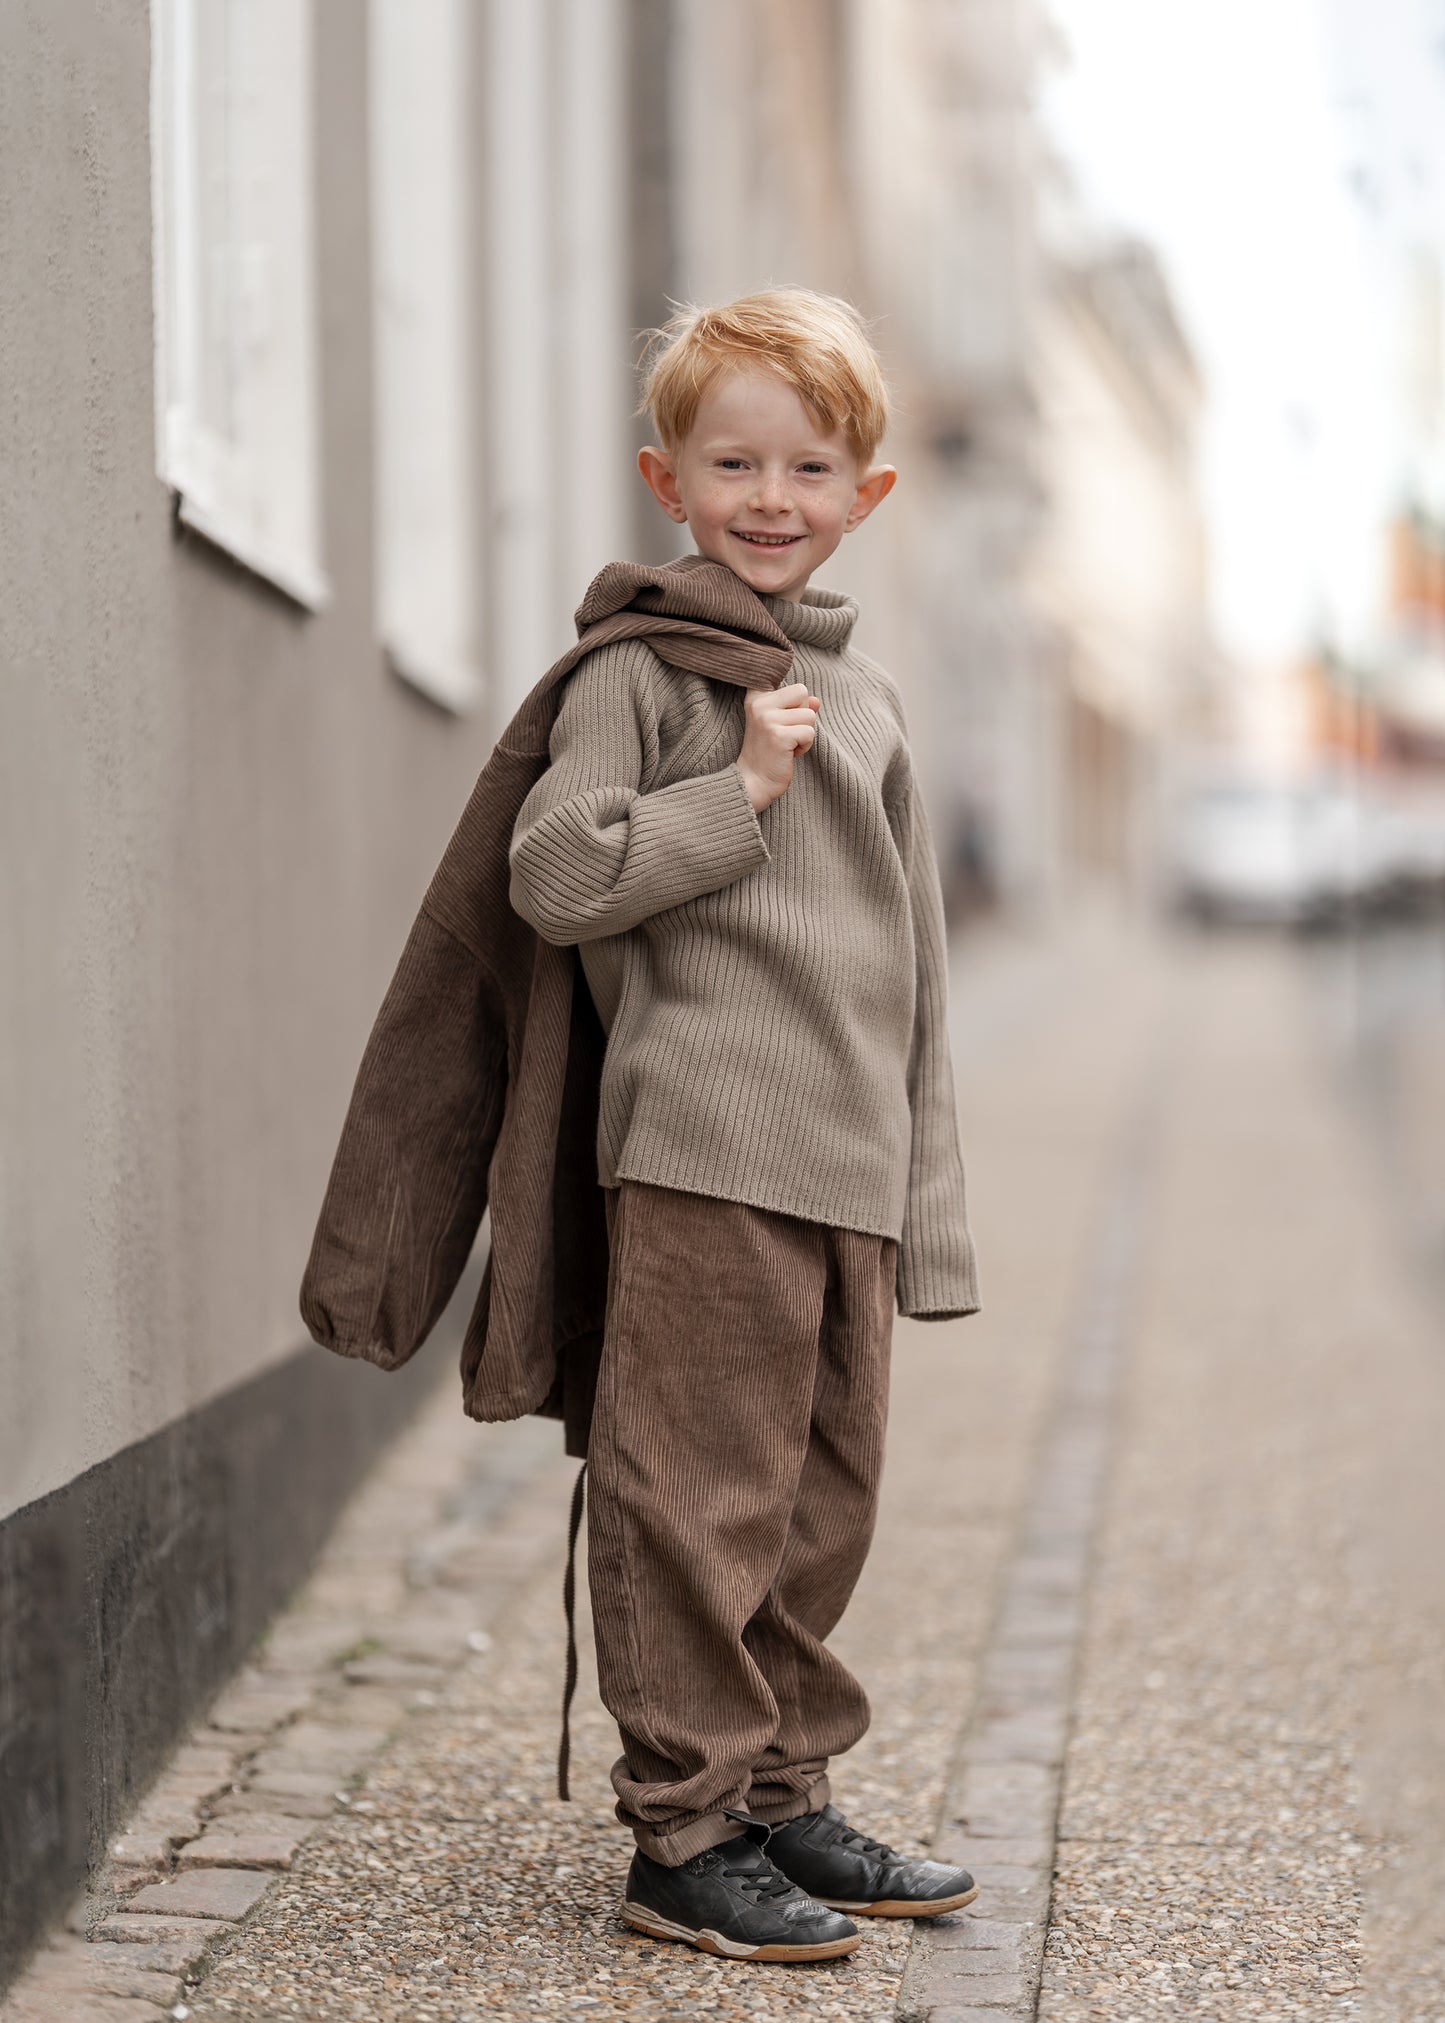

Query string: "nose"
[[749, 468, 791, 514]]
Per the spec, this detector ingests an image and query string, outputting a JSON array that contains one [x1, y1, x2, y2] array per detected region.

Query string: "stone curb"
[[0, 1403, 566, 2023], [896, 1065, 1162, 2023]]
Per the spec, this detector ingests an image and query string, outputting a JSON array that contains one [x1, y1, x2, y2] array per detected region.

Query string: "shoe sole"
[[816, 1885, 979, 1919], [622, 1900, 861, 1962]]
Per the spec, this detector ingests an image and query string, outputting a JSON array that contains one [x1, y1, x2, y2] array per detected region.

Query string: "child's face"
[[638, 371, 895, 602]]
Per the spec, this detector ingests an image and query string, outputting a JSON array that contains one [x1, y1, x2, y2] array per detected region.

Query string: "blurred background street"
[[3, 1, 1445, 2018]]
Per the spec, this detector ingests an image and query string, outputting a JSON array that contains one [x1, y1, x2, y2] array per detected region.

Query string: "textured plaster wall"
[[0, 0, 501, 1523]]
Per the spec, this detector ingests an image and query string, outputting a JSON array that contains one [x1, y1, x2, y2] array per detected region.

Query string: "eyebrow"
[[697, 439, 841, 458]]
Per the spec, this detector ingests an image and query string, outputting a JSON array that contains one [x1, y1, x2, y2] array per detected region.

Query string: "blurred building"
[[1030, 223, 1214, 899], [630, 0, 1049, 913]]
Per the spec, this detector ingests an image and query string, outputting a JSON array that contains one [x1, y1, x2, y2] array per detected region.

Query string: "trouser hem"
[[630, 1811, 745, 1867], [744, 1771, 832, 1825]]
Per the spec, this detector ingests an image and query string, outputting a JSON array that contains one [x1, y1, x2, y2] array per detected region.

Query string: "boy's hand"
[[736, 682, 821, 813]]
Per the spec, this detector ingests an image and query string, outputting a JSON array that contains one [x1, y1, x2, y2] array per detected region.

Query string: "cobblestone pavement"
[[8, 922, 1443, 2023]]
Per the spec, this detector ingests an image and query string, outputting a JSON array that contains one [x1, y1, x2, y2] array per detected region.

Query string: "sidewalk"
[[7, 920, 1442, 2022]]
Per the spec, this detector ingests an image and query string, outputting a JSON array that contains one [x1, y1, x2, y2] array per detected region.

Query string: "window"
[[150, 0, 326, 608], [368, 0, 481, 711]]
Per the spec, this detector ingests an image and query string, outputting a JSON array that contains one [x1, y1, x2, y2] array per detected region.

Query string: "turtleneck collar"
[[758, 585, 859, 652]]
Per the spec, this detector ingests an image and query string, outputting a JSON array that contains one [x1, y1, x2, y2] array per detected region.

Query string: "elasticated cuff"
[[743, 1772, 832, 1825], [631, 1809, 749, 1867]]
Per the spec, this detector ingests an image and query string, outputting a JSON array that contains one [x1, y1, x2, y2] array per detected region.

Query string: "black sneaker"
[[767, 1804, 978, 1918], [622, 1819, 861, 1962]]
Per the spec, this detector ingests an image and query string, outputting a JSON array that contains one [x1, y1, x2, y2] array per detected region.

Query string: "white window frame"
[[368, 0, 481, 712], [150, 0, 328, 610]]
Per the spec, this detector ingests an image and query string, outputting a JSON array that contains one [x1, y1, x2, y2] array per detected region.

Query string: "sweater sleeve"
[[508, 640, 771, 946], [897, 779, 982, 1320]]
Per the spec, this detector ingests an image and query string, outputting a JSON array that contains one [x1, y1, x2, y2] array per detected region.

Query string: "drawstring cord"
[[557, 1459, 588, 1801]]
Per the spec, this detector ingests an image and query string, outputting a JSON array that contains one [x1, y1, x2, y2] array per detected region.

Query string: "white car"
[[1172, 779, 1359, 926]]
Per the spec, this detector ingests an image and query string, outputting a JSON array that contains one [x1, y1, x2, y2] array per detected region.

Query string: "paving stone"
[[125, 1868, 272, 1920], [0, 1992, 171, 2022], [104, 1833, 171, 1871], [256, 1719, 389, 1763], [939, 1836, 1054, 1872], [961, 1865, 1050, 1896], [246, 1769, 346, 1802], [212, 1789, 335, 1821], [196, 1727, 271, 1757], [126, 1806, 203, 1841], [913, 1969, 1027, 2003], [175, 1823, 306, 1870], [207, 1679, 312, 1732], [965, 1883, 1050, 1923], [317, 1686, 407, 1726], [340, 1655, 445, 1689], [921, 2010, 1020, 2023], [81, 1938, 205, 1976], [254, 1617, 370, 1671], [924, 1946, 1025, 1979], [926, 1917, 1031, 1954], [17, 1952, 181, 2002], [964, 1722, 1067, 1766], [169, 1745, 236, 1780], [138, 1777, 221, 1812], [106, 1864, 168, 1900], [381, 1617, 476, 1665], [92, 1917, 220, 1962]]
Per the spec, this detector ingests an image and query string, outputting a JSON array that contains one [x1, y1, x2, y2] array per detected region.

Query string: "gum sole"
[[622, 1903, 861, 1962], [818, 1885, 979, 1918]]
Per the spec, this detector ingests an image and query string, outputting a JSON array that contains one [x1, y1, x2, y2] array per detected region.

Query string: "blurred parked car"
[[1172, 772, 1445, 927], [1172, 779, 1340, 926]]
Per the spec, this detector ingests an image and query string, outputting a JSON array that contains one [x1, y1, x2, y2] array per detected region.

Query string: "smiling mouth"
[[731, 531, 804, 548]]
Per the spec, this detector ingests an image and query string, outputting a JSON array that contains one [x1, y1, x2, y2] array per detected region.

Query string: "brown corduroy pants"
[[587, 1179, 896, 1866]]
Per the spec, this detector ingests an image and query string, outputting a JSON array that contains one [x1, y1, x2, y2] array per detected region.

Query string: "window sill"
[[175, 491, 331, 614], [384, 637, 483, 716]]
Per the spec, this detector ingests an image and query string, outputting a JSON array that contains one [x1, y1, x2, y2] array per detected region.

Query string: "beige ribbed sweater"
[[508, 583, 979, 1319]]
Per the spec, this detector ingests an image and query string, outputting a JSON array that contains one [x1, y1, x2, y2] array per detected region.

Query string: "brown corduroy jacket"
[[299, 556, 794, 1459]]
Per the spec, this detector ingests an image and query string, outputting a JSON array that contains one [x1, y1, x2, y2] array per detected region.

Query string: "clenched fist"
[[736, 681, 822, 814]]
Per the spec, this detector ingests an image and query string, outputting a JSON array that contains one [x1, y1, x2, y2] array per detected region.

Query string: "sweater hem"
[[606, 1155, 903, 1246]]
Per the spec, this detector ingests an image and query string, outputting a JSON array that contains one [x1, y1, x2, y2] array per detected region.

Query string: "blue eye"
[[717, 458, 747, 470]]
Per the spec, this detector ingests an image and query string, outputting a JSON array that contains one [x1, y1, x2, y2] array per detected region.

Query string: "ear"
[[637, 445, 689, 524], [844, 463, 897, 533]]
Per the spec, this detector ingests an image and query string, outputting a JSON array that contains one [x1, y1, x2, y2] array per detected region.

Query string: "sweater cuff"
[[629, 760, 770, 897], [896, 1224, 981, 1321]]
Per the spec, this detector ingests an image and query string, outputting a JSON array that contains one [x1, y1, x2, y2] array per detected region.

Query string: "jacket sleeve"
[[508, 642, 770, 945], [299, 906, 504, 1369], [897, 778, 982, 1321]]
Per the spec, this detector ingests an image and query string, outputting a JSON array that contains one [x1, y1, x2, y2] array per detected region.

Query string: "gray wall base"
[[0, 1267, 485, 1989]]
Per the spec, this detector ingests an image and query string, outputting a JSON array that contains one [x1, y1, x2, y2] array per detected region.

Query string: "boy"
[[507, 288, 981, 1964]]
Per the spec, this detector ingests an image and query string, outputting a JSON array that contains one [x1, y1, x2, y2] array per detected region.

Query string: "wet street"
[[12, 914, 1445, 2023]]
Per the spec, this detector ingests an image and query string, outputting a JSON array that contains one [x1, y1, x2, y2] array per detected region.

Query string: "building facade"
[[0, 0, 633, 1977], [1030, 225, 1213, 901]]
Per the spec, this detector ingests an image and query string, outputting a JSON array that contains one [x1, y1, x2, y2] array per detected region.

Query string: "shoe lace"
[[829, 1817, 899, 1864], [712, 1847, 799, 1903]]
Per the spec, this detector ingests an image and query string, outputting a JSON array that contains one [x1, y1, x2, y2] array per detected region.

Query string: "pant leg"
[[744, 1226, 897, 1824], [586, 1180, 829, 1865]]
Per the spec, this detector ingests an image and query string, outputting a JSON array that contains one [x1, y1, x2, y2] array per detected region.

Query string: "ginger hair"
[[638, 287, 890, 467]]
